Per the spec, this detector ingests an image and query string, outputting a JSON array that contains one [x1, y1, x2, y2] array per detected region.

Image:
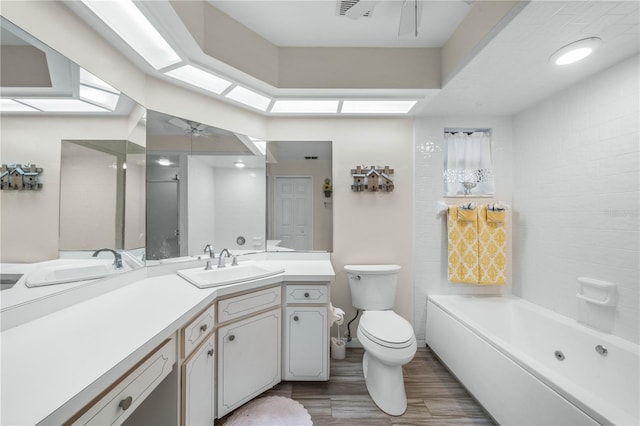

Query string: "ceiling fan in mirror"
[[167, 117, 212, 137]]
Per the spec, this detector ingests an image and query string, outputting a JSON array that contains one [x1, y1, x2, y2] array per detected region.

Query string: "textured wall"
[[413, 116, 513, 340], [512, 55, 639, 343]]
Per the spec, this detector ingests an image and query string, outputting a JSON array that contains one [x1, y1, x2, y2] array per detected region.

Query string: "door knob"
[[293, 315, 299, 321], [207, 349, 214, 357], [229, 334, 235, 341], [200, 324, 208, 333]]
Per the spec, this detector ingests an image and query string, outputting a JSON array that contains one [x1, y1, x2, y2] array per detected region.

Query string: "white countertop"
[[1, 258, 334, 425]]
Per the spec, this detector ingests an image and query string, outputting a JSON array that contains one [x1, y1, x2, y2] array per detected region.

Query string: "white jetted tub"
[[426, 295, 639, 426]]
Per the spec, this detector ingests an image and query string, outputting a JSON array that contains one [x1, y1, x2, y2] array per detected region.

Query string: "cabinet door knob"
[[229, 334, 235, 341], [293, 315, 299, 321], [207, 349, 214, 357], [304, 292, 310, 298], [200, 324, 208, 333], [119, 396, 133, 411]]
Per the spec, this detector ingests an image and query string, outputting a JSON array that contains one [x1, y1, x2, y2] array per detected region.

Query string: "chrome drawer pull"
[[229, 334, 235, 341], [200, 324, 208, 333], [304, 292, 310, 298], [207, 349, 214, 357], [293, 315, 299, 321]]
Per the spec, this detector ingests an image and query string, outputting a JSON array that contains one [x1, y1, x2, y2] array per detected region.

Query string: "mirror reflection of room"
[[266, 141, 332, 252], [145, 110, 266, 261]]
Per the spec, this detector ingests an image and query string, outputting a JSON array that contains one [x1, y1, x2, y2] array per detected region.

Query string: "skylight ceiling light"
[[81, 0, 181, 70], [80, 68, 119, 94], [341, 100, 417, 114], [226, 86, 271, 111], [157, 158, 172, 166], [15, 99, 108, 112], [165, 65, 232, 94], [80, 84, 120, 110], [1, 99, 38, 112], [550, 37, 601, 66], [271, 100, 339, 114]]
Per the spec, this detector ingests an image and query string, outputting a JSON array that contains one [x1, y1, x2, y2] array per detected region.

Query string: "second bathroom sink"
[[177, 261, 285, 289]]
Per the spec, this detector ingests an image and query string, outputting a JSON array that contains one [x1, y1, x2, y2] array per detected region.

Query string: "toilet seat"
[[359, 311, 415, 349]]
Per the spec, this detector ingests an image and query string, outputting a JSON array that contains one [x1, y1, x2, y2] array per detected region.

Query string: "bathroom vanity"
[[0, 255, 334, 425]]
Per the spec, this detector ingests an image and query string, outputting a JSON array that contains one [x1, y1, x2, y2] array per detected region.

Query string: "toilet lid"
[[359, 311, 415, 348]]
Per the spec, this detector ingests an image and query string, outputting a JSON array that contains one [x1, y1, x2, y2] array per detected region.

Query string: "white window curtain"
[[443, 131, 495, 196]]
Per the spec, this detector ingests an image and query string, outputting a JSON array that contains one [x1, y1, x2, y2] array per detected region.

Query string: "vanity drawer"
[[285, 284, 329, 304], [181, 304, 215, 358], [69, 338, 176, 426], [218, 286, 281, 323]]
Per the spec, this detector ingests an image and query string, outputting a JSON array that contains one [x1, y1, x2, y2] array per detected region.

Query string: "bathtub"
[[426, 295, 639, 426]]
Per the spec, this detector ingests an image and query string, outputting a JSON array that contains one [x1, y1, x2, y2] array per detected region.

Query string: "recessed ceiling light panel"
[[81, 0, 181, 70], [226, 86, 271, 111], [1, 99, 39, 112], [165, 65, 232, 94], [80, 84, 120, 110], [341, 100, 417, 114], [80, 68, 120, 94], [550, 37, 601, 66], [271, 100, 339, 114], [15, 99, 108, 112]]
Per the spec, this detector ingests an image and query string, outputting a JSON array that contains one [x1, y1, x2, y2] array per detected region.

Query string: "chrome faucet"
[[203, 244, 215, 270], [92, 248, 123, 269], [217, 248, 231, 268], [203, 244, 215, 258]]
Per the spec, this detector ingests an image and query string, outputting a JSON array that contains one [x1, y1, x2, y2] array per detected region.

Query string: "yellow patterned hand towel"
[[486, 204, 506, 223], [447, 207, 479, 283], [457, 205, 478, 222], [478, 205, 507, 285]]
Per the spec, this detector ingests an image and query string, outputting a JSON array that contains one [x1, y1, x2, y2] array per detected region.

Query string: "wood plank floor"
[[219, 347, 496, 425]]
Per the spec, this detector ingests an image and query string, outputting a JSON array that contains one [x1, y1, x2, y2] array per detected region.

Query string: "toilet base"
[[362, 351, 408, 416]]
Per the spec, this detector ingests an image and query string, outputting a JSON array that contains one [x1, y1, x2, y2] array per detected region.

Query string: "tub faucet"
[[218, 248, 231, 268], [92, 248, 123, 269]]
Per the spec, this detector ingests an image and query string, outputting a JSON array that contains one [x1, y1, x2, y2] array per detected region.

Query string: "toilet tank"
[[345, 264, 401, 310]]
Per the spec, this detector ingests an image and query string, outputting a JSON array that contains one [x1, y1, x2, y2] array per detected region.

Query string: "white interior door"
[[274, 177, 312, 250]]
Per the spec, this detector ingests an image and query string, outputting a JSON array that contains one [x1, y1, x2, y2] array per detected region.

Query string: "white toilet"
[[345, 264, 417, 416]]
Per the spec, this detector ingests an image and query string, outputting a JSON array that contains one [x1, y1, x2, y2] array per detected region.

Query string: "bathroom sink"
[[25, 259, 123, 288], [177, 261, 285, 289]]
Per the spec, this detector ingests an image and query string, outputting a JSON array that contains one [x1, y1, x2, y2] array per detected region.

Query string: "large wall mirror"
[[266, 141, 333, 252], [0, 17, 146, 309], [60, 140, 146, 252], [145, 110, 266, 262]]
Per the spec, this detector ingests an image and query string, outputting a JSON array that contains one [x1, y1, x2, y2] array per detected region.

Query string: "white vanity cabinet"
[[67, 338, 176, 426], [284, 283, 329, 381], [181, 332, 215, 426], [216, 287, 282, 417]]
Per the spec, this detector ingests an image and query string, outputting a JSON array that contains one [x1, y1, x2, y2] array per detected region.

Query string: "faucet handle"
[[231, 255, 238, 266]]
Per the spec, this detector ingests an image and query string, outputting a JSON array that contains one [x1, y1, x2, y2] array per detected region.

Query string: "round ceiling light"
[[550, 37, 601, 66], [234, 161, 246, 168], [157, 158, 172, 166]]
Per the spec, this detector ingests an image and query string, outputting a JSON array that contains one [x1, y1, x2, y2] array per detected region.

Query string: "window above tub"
[[443, 129, 495, 197]]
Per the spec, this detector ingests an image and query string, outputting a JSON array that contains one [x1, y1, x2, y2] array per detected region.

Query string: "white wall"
[[187, 157, 217, 256], [413, 116, 513, 340], [213, 167, 266, 252], [268, 118, 415, 331], [512, 55, 639, 343], [59, 146, 117, 250]]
